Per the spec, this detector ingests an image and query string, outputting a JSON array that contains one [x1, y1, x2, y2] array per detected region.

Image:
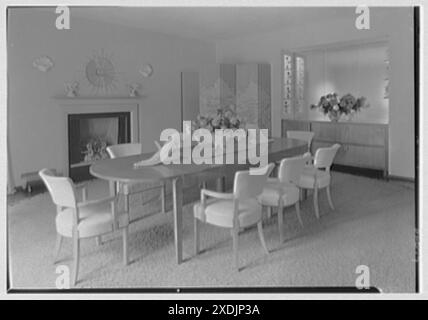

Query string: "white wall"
[[216, 7, 415, 179], [8, 8, 216, 186], [8, 8, 415, 183], [302, 42, 389, 124]]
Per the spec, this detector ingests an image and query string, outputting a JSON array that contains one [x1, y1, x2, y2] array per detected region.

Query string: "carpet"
[[7, 172, 416, 292]]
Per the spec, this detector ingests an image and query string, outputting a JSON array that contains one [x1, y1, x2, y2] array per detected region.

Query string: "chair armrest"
[[77, 196, 116, 208], [76, 196, 118, 230], [75, 182, 88, 189], [201, 189, 234, 200], [199, 189, 239, 224]]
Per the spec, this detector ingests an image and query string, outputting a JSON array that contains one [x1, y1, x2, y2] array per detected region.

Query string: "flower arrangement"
[[82, 138, 109, 162], [310, 93, 369, 121], [192, 104, 244, 132]]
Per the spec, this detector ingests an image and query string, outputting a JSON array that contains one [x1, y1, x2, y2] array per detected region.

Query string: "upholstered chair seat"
[[56, 203, 129, 238], [257, 184, 300, 208], [299, 167, 331, 189], [194, 198, 262, 229]]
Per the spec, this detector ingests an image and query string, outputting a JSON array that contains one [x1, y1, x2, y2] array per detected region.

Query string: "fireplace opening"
[[68, 112, 131, 182]]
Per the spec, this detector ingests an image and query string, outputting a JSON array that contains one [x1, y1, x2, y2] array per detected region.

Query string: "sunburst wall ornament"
[[85, 49, 119, 94]]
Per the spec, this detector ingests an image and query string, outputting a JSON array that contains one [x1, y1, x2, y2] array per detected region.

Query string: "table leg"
[[172, 177, 183, 264], [109, 181, 118, 230], [216, 175, 226, 192], [109, 180, 117, 196]]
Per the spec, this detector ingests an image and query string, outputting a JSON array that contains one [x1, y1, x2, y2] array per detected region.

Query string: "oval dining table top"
[[89, 137, 307, 184]]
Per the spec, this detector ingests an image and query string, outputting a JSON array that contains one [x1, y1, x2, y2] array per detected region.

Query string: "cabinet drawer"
[[282, 120, 310, 137], [340, 124, 387, 146], [312, 122, 387, 147], [312, 141, 386, 170], [336, 144, 385, 169], [311, 122, 338, 142]]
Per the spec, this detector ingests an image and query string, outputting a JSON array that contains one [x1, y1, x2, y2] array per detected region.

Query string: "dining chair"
[[266, 130, 313, 204], [257, 154, 310, 243], [267, 130, 313, 217], [39, 169, 128, 286], [287, 130, 315, 153], [193, 163, 275, 270], [106, 142, 142, 158], [106, 142, 167, 215], [297, 144, 341, 219]]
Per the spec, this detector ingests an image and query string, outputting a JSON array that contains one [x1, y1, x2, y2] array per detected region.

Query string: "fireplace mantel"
[[53, 96, 142, 105], [55, 96, 140, 178]]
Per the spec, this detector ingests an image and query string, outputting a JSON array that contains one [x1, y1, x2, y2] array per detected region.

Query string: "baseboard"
[[331, 164, 415, 183], [13, 184, 47, 194], [386, 175, 415, 183], [331, 164, 385, 179]]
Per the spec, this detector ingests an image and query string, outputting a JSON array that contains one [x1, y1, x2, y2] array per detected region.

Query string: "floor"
[[7, 172, 416, 292]]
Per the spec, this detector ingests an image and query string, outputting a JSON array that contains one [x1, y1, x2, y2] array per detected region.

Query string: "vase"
[[328, 112, 340, 122], [343, 113, 354, 122]]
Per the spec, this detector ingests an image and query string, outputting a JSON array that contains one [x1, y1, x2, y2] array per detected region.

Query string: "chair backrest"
[[314, 144, 341, 170], [233, 163, 275, 200], [39, 169, 77, 208], [106, 143, 142, 159], [278, 154, 310, 185], [287, 130, 315, 150]]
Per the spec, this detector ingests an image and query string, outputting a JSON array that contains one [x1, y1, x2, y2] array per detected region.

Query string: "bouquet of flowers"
[[192, 104, 244, 132], [310, 93, 369, 121], [82, 137, 109, 162]]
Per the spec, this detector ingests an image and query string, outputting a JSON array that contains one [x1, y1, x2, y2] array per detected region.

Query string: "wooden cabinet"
[[281, 119, 310, 133], [282, 119, 388, 177]]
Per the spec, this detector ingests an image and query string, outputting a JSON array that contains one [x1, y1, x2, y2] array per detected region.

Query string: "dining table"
[[89, 137, 307, 264]]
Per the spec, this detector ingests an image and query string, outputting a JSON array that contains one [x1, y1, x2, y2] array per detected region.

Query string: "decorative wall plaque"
[[33, 56, 54, 72]]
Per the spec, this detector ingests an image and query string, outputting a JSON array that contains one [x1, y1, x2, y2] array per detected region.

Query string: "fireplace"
[[56, 97, 140, 182], [68, 112, 131, 181]]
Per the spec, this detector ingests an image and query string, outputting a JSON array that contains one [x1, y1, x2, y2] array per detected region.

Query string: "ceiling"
[[70, 7, 355, 42]]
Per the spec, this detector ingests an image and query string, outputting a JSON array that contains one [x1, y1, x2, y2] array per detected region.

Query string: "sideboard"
[[282, 119, 389, 178]]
